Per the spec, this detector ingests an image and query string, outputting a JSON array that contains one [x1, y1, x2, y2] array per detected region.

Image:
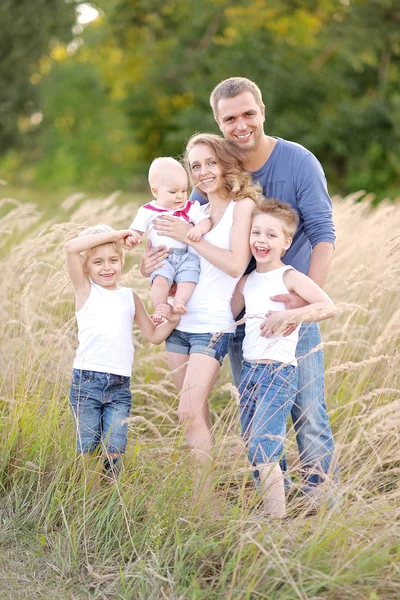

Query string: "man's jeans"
[[229, 322, 337, 493]]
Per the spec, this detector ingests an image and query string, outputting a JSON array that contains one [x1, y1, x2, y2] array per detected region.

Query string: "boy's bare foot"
[[173, 301, 187, 315]]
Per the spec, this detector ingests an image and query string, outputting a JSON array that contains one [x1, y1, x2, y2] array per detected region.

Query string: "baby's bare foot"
[[173, 301, 187, 315], [151, 312, 164, 324]]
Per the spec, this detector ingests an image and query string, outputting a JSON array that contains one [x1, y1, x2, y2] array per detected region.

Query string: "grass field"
[[0, 188, 399, 599]]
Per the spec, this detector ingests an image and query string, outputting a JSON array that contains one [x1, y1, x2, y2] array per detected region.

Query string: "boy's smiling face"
[[250, 213, 292, 272], [84, 243, 123, 289]]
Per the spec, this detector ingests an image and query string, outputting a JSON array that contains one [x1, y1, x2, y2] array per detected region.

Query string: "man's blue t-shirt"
[[190, 137, 336, 275]]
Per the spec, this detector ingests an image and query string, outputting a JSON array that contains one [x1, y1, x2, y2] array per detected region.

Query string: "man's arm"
[[273, 153, 335, 309], [308, 241, 334, 288]]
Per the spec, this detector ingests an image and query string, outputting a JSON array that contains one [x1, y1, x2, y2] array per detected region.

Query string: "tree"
[[0, 0, 75, 153]]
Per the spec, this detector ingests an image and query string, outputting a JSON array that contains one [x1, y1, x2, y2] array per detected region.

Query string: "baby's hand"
[[125, 231, 142, 248], [187, 227, 202, 242]]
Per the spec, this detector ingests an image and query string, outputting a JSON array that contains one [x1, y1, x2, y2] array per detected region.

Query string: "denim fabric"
[[69, 369, 132, 454], [165, 329, 233, 366], [229, 321, 337, 489], [239, 361, 298, 464], [150, 249, 200, 287]]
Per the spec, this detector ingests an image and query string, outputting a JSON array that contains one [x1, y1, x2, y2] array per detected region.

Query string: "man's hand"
[[152, 215, 192, 242], [270, 291, 308, 310], [140, 240, 169, 277], [260, 311, 297, 338]]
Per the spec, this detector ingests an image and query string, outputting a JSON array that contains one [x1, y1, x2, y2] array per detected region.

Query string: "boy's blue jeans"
[[239, 361, 298, 465], [229, 322, 337, 493], [69, 369, 132, 455]]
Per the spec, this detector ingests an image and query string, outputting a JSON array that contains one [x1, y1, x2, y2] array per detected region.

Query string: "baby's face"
[[153, 171, 188, 211]]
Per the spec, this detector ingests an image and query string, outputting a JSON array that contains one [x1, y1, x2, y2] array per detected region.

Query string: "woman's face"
[[188, 143, 223, 196]]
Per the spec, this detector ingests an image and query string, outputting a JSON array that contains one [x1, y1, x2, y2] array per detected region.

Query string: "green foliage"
[[2, 0, 400, 198], [0, 0, 75, 152]]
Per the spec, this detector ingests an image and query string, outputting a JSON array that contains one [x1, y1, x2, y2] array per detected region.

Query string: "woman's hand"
[[152, 215, 192, 243], [140, 240, 170, 277]]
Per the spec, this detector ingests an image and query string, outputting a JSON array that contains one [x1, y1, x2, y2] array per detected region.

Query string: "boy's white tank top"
[[176, 200, 242, 334], [73, 282, 135, 377], [242, 265, 299, 365]]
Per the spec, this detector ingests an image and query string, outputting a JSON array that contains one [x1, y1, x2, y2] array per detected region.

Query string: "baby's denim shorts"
[[165, 329, 233, 366], [150, 249, 200, 287], [69, 369, 132, 454]]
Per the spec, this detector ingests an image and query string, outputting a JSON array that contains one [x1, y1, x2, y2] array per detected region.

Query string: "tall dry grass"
[[0, 191, 399, 599]]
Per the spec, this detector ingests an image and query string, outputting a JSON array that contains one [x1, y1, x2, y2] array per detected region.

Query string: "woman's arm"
[[231, 275, 247, 318], [191, 199, 254, 277], [133, 292, 180, 344], [154, 199, 254, 277]]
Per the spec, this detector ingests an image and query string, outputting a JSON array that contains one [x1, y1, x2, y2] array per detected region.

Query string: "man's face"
[[215, 91, 265, 152]]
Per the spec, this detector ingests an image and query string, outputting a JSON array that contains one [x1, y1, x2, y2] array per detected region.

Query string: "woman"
[[144, 133, 263, 499]]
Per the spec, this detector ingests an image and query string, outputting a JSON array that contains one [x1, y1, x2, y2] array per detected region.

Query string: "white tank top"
[[242, 265, 299, 365], [73, 282, 135, 376], [177, 200, 242, 334]]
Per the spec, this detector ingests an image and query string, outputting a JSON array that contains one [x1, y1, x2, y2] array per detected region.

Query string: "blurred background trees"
[[1, 0, 400, 200]]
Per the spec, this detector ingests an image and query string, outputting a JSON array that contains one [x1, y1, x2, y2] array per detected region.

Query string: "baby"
[[128, 157, 211, 321]]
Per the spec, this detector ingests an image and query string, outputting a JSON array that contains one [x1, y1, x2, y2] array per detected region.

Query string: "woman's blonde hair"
[[183, 133, 263, 203], [79, 224, 125, 268]]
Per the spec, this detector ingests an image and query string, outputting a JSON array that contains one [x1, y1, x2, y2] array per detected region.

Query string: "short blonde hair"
[[79, 224, 125, 267], [252, 198, 299, 238], [210, 77, 264, 120]]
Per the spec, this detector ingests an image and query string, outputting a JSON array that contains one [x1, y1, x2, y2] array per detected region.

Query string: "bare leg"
[[81, 452, 102, 493], [173, 281, 196, 314], [258, 461, 286, 518], [177, 354, 221, 506], [151, 276, 170, 323], [102, 451, 122, 483], [167, 352, 189, 393]]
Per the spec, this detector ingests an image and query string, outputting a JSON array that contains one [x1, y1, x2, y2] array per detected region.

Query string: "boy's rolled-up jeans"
[[229, 322, 337, 493]]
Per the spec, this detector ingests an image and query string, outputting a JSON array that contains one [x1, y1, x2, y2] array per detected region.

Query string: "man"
[[141, 77, 337, 498]]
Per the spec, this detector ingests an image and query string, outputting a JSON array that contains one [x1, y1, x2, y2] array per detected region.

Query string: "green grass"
[[0, 190, 399, 599]]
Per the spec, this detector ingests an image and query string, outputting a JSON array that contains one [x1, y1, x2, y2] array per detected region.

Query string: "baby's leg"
[[258, 461, 286, 518], [173, 281, 196, 314], [151, 275, 171, 323]]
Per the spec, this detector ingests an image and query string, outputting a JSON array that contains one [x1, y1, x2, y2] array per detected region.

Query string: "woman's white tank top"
[[242, 265, 299, 365], [176, 200, 242, 334], [73, 282, 135, 376]]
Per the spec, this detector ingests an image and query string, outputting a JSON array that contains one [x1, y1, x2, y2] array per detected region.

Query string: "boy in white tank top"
[[65, 225, 180, 489], [231, 199, 336, 518]]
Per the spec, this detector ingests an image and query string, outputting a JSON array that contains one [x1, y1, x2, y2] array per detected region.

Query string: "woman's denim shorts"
[[165, 329, 233, 366], [69, 369, 132, 454]]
